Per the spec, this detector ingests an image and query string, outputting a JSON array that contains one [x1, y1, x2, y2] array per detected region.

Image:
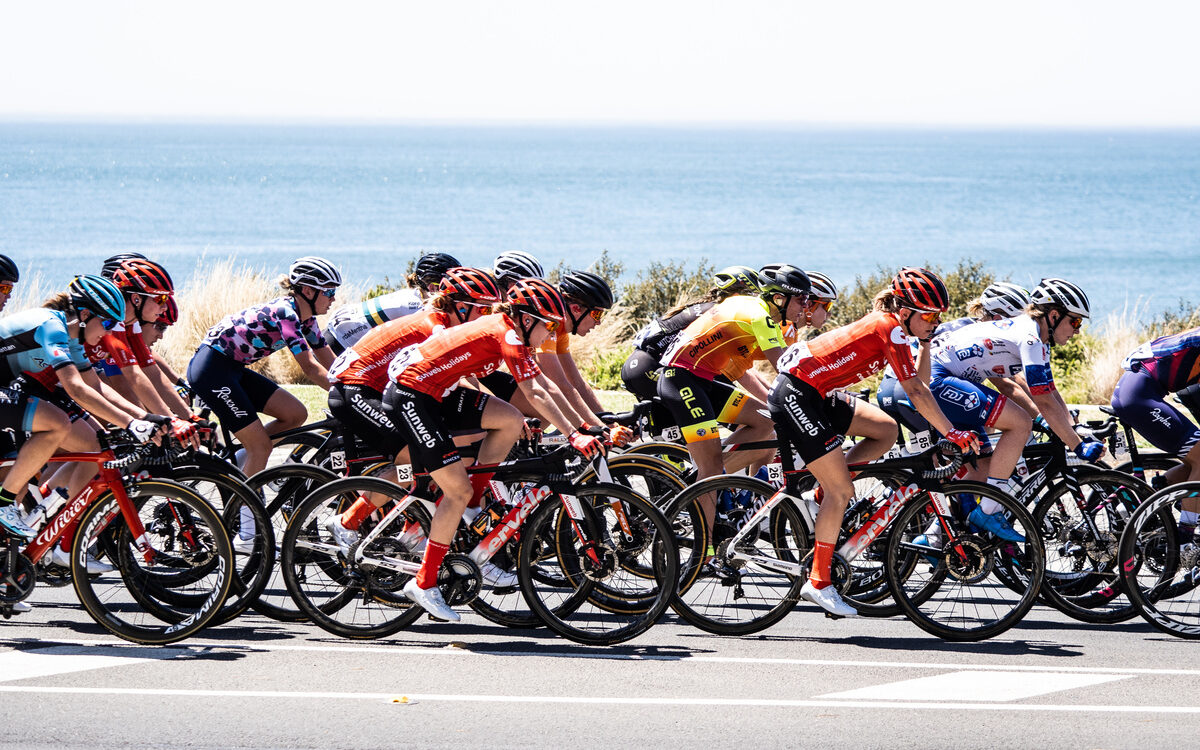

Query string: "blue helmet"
[[69, 274, 126, 322]]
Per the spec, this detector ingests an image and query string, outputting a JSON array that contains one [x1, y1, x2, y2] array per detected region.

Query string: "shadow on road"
[[737, 634, 1085, 657]]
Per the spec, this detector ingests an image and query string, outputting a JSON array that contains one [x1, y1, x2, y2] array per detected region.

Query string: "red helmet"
[[506, 278, 566, 322], [111, 259, 174, 296], [891, 267, 949, 312], [439, 267, 502, 303], [157, 296, 179, 326]]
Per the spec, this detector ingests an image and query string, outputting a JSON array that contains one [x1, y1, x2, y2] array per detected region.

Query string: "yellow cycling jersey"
[[661, 296, 785, 380]]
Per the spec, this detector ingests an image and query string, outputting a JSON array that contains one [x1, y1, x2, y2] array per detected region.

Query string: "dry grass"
[[566, 298, 638, 372], [1082, 303, 1147, 404]]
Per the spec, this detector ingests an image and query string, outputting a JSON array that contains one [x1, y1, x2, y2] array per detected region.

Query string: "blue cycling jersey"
[[0, 308, 92, 388]]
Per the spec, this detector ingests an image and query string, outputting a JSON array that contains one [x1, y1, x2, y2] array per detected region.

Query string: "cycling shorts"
[[656, 367, 750, 444], [929, 374, 1006, 432], [620, 349, 662, 402], [383, 383, 490, 470], [768, 373, 856, 465], [875, 374, 931, 434], [1111, 369, 1200, 456], [186, 344, 280, 433], [0, 383, 37, 450], [328, 383, 406, 458], [477, 371, 518, 403]]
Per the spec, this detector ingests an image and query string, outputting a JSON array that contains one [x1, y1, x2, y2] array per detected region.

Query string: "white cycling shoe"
[[800, 580, 858, 618], [50, 543, 115, 575], [481, 562, 518, 588], [326, 516, 360, 555], [232, 535, 257, 556], [10, 601, 31, 614], [401, 579, 461, 622]]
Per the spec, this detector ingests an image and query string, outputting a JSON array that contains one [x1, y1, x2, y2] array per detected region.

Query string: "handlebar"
[[918, 440, 967, 481]]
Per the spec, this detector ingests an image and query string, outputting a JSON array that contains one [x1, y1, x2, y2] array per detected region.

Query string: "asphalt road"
[[1, 584, 1198, 750]]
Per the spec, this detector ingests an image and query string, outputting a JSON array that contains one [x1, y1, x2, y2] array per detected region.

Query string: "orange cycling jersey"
[[662, 296, 785, 381], [537, 328, 571, 355], [333, 308, 450, 392], [85, 324, 155, 370], [781, 311, 917, 396], [389, 313, 541, 400]]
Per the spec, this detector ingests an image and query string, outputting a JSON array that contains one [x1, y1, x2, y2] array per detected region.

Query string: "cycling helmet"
[[439, 267, 503, 303], [493, 251, 544, 282], [69, 275, 126, 322], [288, 256, 342, 289], [111, 258, 174, 295], [1030, 278, 1090, 318], [157, 296, 180, 326], [414, 252, 462, 287], [506, 278, 566, 322], [979, 281, 1030, 318], [712, 265, 764, 295], [100, 252, 148, 279], [891, 267, 949, 312], [0, 255, 18, 283], [559, 270, 615, 309], [759, 264, 812, 298], [806, 271, 839, 301]]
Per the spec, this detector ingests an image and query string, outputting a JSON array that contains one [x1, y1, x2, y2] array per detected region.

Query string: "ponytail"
[[872, 289, 905, 314], [43, 292, 72, 312]]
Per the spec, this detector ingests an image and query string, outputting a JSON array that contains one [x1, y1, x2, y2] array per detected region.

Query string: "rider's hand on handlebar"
[[945, 429, 980, 455], [568, 430, 607, 460], [608, 424, 634, 448], [1073, 440, 1106, 462], [170, 417, 201, 449], [127, 417, 165, 445]]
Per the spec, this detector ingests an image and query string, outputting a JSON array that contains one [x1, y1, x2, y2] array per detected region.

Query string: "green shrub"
[[620, 259, 717, 325], [583, 345, 632, 391]]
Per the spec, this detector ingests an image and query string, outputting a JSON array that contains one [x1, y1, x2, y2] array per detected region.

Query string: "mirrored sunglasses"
[[0, 282, 13, 295], [587, 308, 606, 322], [319, 288, 338, 299], [135, 292, 171, 304], [1067, 315, 1084, 330]]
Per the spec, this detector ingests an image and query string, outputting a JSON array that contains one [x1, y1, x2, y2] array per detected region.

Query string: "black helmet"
[[101, 252, 148, 279], [559, 270, 615, 309], [759, 264, 812, 298], [414, 252, 462, 288], [712, 265, 763, 295], [0, 254, 17, 283]]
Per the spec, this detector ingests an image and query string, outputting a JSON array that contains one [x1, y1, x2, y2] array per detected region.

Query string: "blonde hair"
[[43, 292, 72, 312], [966, 298, 987, 319], [276, 275, 296, 294], [872, 289, 905, 314], [1025, 302, 1055, 321]]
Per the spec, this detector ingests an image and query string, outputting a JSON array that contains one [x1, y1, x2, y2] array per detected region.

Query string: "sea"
[[1, 123, 1197, 321]]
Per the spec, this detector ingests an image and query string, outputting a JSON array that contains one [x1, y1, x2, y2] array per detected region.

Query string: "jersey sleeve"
[[1018, 323, 1056, 394], [502, 339, 542, 383], [101, 332, 138, 370], [33, 316, 81, 371], [301, 317, 328, 351], [127, 324, 157, 367], [882, 319, 918, 381], [276, 307, 314, 356], [747, 309, 785, 353], [537, 329, 570, 355]]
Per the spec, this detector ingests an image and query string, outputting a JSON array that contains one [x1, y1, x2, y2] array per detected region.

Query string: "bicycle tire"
[[1118, 482, 1200, 639]]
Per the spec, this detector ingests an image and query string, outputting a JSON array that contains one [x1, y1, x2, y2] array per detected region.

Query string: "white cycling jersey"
[[324, 288, 424, 351], [930, 315, 1056, 394]]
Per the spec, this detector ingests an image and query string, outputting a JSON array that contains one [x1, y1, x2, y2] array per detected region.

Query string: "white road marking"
[[0, 685, 1197, 714], [0, 646, 169, 683], [819, 670, 1131, 702], [14, 637, 1200, 678]]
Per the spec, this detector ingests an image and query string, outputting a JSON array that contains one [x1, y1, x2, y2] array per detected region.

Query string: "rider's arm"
[[292, 349, 332, 391], [558, 352, 607, 415], [63, 366, 144, 427], [100, 369, 139, 404], [1032, 389, 1082, 449], [516, 372, 590, 436], [536, 351, 604, 429], [141, 362, 193, 419], [899, 376, 959, 438], [116, 361, 177, 418], [915, 340, 932, 383], [988, 376, 1038, 416], [80, 369, 153, 421], [733, 370, 770, 406], [313, 345, 336, 369]]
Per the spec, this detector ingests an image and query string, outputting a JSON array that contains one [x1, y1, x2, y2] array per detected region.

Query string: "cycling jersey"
[[662, 296, 785, 381], [537, 328, 571, 355], [324, 288, 424, 353], [330, 308, 450, 392], [86, 322, 156, 373], [1122, 326, 1200, 394], [632, 301, 715, 360], [389, 313, 540, 400], [0, 308, 92, 389], [930, 315, 1055, 395], [781, 311, 916, 396], [201, 297, 326, 365]]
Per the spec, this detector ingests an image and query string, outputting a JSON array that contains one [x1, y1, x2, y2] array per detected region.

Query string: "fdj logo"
[[954, 344, 985, 361], [941, 388, 980, 410], [679, 386, 706, 420]]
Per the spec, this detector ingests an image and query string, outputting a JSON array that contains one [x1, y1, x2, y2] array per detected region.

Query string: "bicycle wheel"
[[245, 463, 338, 621], [1032, 469, 1151, 624], [72, 479, 234, 645], [620, 441, 693, 478], [1119, 482, 1200, 638], [519, 483, 677, 645], [666, 475, 808, 636], [578, 454, 687, 510], [281, 476, 428, 639], [886, 481, 1044, 641]]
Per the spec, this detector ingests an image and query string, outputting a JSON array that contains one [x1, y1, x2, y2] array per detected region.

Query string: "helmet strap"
[[518, 311, 537, 346], [130, 294, 148, 325], [767, 293, 790, 322], [295, 287, 319, 317], [453, 300, 471, 325], [566, 301, 588, 334]]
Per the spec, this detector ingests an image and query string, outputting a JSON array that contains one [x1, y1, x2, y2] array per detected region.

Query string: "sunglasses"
[[528, 313, 562, 333], [458, 301, 493, 314], [0, 282, 13, 295], [1066, 315, 1084, 330], [135, 292, 171, 305], [319, 288, 337, 299], [814, 299, 833, 312], [906, 308, 941, 324], [101, 317, 119, 330], [153, 323, 169, 333], [587, 308, 606, 322]]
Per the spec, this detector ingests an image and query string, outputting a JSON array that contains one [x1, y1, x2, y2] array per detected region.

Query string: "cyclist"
[[323, 252, 461, 355], [877, 280, 1031, 438], [0, 254, 18, 313], [804, 270, 838, 330], [1111, 325, 1200, 540], [492, 250, 544, 292], [0, 276, 167, 575], [657, 265, 818, 537], [383, 278, 604, 621], [187, 256, 341, 480], [769, 267, 980, 617]]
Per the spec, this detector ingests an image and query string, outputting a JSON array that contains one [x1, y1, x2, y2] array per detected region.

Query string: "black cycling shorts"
[[0, 383, 36, 455], [187, 344, 280, 433], [382, 384, 490, 470], [477, 371, 518, 402], [328, 383, 406, 458], [768, 373, 856, 465], [620, 349, 662, 402], [656, 367, 751, 444]]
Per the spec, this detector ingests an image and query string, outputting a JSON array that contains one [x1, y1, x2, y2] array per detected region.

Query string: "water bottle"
[[24, 487, 69, 530], [470, 500, 506, 535]]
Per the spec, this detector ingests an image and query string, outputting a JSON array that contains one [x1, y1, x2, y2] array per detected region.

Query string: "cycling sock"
[[415, 540, 450, 589], [468, 472, 495, 509], [980, 480, 1007, 514], [809, 540, 835, 590], [0, 488, 15, 506], [1181, 510, 1199, 526], [340, 497, 376, 531]]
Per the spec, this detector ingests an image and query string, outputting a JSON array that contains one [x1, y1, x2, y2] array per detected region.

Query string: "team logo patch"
[[954, 344, 984, 361]]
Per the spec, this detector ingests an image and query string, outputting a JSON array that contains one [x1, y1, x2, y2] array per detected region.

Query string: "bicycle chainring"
[[438, 553, 482, 606], [0, 553, 36, 604]]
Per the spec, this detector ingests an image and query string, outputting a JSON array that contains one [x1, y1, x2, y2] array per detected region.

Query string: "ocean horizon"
[[1, 122, 1196, 322]]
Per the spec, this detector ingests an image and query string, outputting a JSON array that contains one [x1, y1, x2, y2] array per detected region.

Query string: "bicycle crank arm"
[[727, 551, 805, 577]]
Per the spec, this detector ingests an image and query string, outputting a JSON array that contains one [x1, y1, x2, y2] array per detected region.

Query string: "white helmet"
[[979, 282, 1030, 318], [289, 256, 342, 289], [805, 271, 839, 302], [493, 251, 544, 282], [1030, 278, 1090, 318]]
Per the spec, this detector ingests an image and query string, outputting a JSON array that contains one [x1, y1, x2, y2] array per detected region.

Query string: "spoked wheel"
[[281, 476, 429, 639], [245, 463, 338, 621], [1032, 470, 1151, 623], [1119, 482, 1200, 639], [72, 479, 234, 645], [665, 475, 808, 636], [518, 483, 677, 645], [885, 481, 1044, 642]]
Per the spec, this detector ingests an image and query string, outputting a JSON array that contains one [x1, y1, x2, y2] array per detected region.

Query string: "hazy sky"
[[3, 1, 1198, 126]]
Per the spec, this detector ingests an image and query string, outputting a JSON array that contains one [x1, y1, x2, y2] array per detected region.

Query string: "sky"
[[2, 1, 1199, 126]]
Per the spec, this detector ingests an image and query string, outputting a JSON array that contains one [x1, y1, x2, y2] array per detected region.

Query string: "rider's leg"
[[1, 400, 71, 504], [842, 400, 899, 466]]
